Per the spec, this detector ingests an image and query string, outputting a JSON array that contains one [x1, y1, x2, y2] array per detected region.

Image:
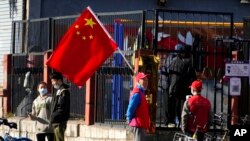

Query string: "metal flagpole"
[[117, 48, 134, 74]]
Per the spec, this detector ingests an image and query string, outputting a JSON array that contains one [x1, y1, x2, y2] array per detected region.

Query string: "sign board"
[[230, 77, 241, 96], [225, 62, 249, 77]]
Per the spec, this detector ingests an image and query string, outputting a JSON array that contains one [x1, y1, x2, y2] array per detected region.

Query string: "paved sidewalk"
[[145, 130, 177, 141]]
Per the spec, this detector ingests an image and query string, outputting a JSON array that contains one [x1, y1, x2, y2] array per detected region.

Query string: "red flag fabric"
[[46, 6, 118, 86]]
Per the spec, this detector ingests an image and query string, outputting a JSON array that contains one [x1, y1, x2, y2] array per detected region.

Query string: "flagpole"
[[117, 48, 134, 74], [88, 6, 134, 74]]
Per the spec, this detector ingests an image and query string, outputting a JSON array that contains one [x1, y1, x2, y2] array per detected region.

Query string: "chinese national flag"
[[46, 6, 118, 86]]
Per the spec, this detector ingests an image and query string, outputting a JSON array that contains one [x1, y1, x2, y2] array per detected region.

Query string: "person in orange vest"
[[126, 72, 150, 141], [181, 80, 212, 141]]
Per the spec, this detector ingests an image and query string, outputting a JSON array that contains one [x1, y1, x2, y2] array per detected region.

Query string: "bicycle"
[[172, 126, 212, 141], [172, 132, 197, 141], [208, 113, 229, 141], [210, 113, 250, 141], [236, 114, 249, 126], [0, 118, 32, 141], [172, 112, 230, 141], [172, 113, 248, 141]]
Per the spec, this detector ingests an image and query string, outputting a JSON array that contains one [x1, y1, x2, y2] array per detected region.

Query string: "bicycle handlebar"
[[0, 118, 8, 125], [0, 118, 18, 129], [7, 122, 17, 129], [0, 118, 32, 141]]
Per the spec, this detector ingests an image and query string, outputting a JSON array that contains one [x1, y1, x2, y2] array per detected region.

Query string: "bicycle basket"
[[173, 133, 197, 141]]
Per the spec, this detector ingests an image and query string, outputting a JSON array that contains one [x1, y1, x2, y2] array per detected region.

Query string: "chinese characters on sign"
[[225, 62, 249, 77]]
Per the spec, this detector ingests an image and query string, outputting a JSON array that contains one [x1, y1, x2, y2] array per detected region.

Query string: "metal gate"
[[11, 17, 86, 118], [243, 17, 250, 39], [10, 9, 248, 128], [154, 9, 235, 127], [94, 11, 145, 125], [216, 39, 250, 125], [11, 53, 44, 116]]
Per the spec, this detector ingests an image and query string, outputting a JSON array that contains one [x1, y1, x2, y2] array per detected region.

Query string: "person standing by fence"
[[28, 81, 54, 141], [49, 72, 70, 141], [181, 80, 212, 141], [167, 45, 196, 127], [126, 72, 150, 141]]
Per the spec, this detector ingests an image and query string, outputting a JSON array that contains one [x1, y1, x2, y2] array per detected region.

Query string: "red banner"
[[47, 6, 118, 86]]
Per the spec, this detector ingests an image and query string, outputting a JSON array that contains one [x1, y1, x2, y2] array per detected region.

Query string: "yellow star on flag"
[[89, 35, 93, 39], [85, 18, 96, 28], [46, 6, 118, 87], [82, 36, 86, 40]]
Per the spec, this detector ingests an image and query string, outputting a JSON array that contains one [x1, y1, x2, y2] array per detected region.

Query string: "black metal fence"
[[12, 19, 51, 53], [52, 15, 86, 119], [11, 53, 44, 116], [11, 19, 50, 117], [10, 10, 146, 120], [10, 9, 248, 128], [154, 9, 235, 127], [95, 11, 145, 125], [215, 39, 250, 126], [11, 17, 86, 119], [244, 17, 250, 39], [95, 65, 133, 125]]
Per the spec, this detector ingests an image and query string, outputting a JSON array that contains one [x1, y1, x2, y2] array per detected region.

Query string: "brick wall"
[[0, 117, 133, 141]]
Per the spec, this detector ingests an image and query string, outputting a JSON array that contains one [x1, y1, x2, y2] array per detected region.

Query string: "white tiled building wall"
[[0, 0, 24, 87]]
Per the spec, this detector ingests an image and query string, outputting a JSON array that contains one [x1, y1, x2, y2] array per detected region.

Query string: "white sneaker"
[[168, 123, 176, 128]]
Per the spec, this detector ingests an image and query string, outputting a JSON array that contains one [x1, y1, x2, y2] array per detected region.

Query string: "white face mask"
[[53, 84, 60, 89], [39, 88, 48, 95]]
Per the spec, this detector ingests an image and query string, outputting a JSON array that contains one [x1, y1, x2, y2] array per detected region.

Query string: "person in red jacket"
[[126, 72, 150, 141], [181, 80, 212, 141]]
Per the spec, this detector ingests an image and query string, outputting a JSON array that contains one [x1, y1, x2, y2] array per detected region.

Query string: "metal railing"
[[10, 9, 246, 128]]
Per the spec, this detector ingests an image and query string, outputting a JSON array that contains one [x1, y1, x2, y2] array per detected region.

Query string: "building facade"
[[1, 0, 250, 87]]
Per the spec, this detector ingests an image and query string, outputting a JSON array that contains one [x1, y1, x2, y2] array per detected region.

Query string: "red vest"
[[187, 95, 211, 133], [129, 87, 150, 129]]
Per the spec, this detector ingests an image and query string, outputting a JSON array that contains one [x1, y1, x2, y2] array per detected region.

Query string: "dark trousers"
[[167, 96, 183, 126], [130, 127, 146, 141], [36, 133, 54, 141]]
